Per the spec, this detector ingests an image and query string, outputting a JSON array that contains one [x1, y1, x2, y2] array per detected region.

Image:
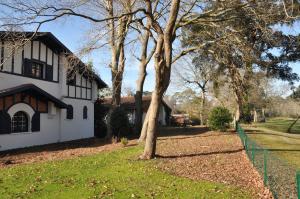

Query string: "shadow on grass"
[[246, 129, 300, 139], [267, 148, 300, 152], [0, 137, 111, 158], [156, 148, 244, 159]]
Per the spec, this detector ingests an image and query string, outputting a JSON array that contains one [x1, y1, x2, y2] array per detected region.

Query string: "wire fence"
[[236, 123, 300, 199]]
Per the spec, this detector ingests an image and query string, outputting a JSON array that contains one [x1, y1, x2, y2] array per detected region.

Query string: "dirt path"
[[156, 128, 273, 199]]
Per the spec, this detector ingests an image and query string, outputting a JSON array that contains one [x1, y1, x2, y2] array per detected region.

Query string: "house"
[[0, 32, 107, 151], [102, 96, 172, 126]]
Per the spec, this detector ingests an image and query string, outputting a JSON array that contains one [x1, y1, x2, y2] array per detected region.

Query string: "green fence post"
[[245, 136, 248, 155], [296, 171, 300, 199], [252, 142, 255, 165], [264, 150, 268, 185]]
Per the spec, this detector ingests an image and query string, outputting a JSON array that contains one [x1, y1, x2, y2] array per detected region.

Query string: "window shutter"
[[23, 58, 32, 76], [83, 106, 88, 119], [66, 105, 73, 120], [45, 65, 53, 81], [0, 111, 11, 134], [31, 112, 40, 132]]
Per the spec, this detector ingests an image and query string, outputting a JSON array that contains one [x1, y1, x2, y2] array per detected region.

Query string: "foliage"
[[208, 107, 233, 131], [109, 107, 131, 137], [190, 116, 201, 126], [120, 137, 129, 147], [291, 85, 300, 99], [0, 147, 251, 199], [241, 104, 254, 124], [94, 101, 110, 138]]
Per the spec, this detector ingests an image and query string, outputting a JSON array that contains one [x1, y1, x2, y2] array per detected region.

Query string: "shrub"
[[241, 103, 254, 123], [208, 106, 233, 131], [94, 103, 110, 138], [120, 137, 129, 147], [109, 107, 131, 137]]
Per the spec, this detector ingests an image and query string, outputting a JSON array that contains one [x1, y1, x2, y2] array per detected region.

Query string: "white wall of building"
[[0, 103, 61, 151], [60, 98, 94, 142], [0, 38, 101, 151]]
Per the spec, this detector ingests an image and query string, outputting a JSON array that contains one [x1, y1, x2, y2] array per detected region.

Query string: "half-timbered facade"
[[0, 32, 106, 151]]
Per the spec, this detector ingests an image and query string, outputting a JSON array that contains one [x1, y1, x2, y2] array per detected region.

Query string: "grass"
[[0, 146, 251, 199], [243, 117, 300, 168], [254, 117, 300, 134]]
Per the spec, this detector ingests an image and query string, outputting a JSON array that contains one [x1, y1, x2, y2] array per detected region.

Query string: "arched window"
[[11, 111, 28, 133], [83, 106, 88, 119], [66, 105, 73, 119]]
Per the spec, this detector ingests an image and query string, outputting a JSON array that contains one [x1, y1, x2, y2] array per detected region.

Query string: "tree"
[[181, 1, 300, 121], [174, 55, 218, 125]]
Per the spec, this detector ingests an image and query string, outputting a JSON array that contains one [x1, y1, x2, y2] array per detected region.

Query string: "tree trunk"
[[253, 108, 258, 123], [134, 60, 147, 134], [139, 91, 162, 159], [139, 0, 180, 159], [200, 91, 206, 125], [106, 45, 125, 139], [138, 107, 149, 142], [134, 13, 154, 135], [228, 63, 244, 122]]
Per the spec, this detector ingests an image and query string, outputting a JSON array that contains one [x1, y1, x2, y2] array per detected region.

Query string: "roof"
[[0, 84, 68, 109], [0, 31, 107, 88], [101, 96, 172, 112]]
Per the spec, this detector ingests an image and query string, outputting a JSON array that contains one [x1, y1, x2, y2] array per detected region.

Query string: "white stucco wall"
[[0, 40, 101, 151], [0, 103, 61, 151], [60, 98, 94, 142]]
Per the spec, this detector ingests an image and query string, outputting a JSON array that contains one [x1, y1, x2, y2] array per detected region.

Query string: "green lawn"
[[0, 146, 251, 199], [243, 118, 300, 168], [255, 117, 300, 134]]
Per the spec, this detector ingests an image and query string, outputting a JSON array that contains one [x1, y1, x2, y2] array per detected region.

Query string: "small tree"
[[208, 107, 233, 131]]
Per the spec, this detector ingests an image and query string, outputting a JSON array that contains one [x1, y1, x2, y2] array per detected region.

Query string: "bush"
[[208, 106, 233, 131], [120, 137, 129, 147], [241, 103, 254, 123], [94, 103, 110, 138], [109, 107, 131, 137], [190, 116, 200, 126]]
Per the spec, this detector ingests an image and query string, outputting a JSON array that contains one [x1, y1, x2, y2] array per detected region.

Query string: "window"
[[31, 62, 43, 78], [67, 72, 76, 86], [11, 111, 28, 133], [23, 59, 44, 79], [83, 106, 88, 119], [66, 105, 73, 119]]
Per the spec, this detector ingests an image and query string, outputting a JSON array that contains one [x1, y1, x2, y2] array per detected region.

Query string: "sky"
[[39, 17, 300, 95]]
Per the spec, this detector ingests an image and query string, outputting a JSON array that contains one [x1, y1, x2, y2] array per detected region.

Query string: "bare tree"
[[174, 55, 217, 125]]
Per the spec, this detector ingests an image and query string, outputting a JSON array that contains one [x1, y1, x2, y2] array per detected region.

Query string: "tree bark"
[[139, 0, 180, 159], [138, 107, 149, 142], [200, 91, 206, 125], [228, 63, 244, 122]]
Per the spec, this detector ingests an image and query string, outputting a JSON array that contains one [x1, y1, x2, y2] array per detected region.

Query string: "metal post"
[[252, 142, 255, 165], [296, 171, 300, 199], [264, 150, 268, 185]]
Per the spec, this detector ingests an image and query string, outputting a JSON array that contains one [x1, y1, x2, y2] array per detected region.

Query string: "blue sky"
[[39, 17, 300, 95]]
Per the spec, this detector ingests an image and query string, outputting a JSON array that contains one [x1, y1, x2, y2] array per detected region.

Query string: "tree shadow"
[[156, 148, 244, 159], [158, 126, 210, 137], [267, 148, 300, 152], [246, 129, 300, 139], [0, 137, 111, 158]]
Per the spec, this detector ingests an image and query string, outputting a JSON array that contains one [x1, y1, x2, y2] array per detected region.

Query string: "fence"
[[236, 123, 300, 199]]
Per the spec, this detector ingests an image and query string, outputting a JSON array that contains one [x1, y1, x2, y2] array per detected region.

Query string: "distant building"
[[102, 96, 172, 126]]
